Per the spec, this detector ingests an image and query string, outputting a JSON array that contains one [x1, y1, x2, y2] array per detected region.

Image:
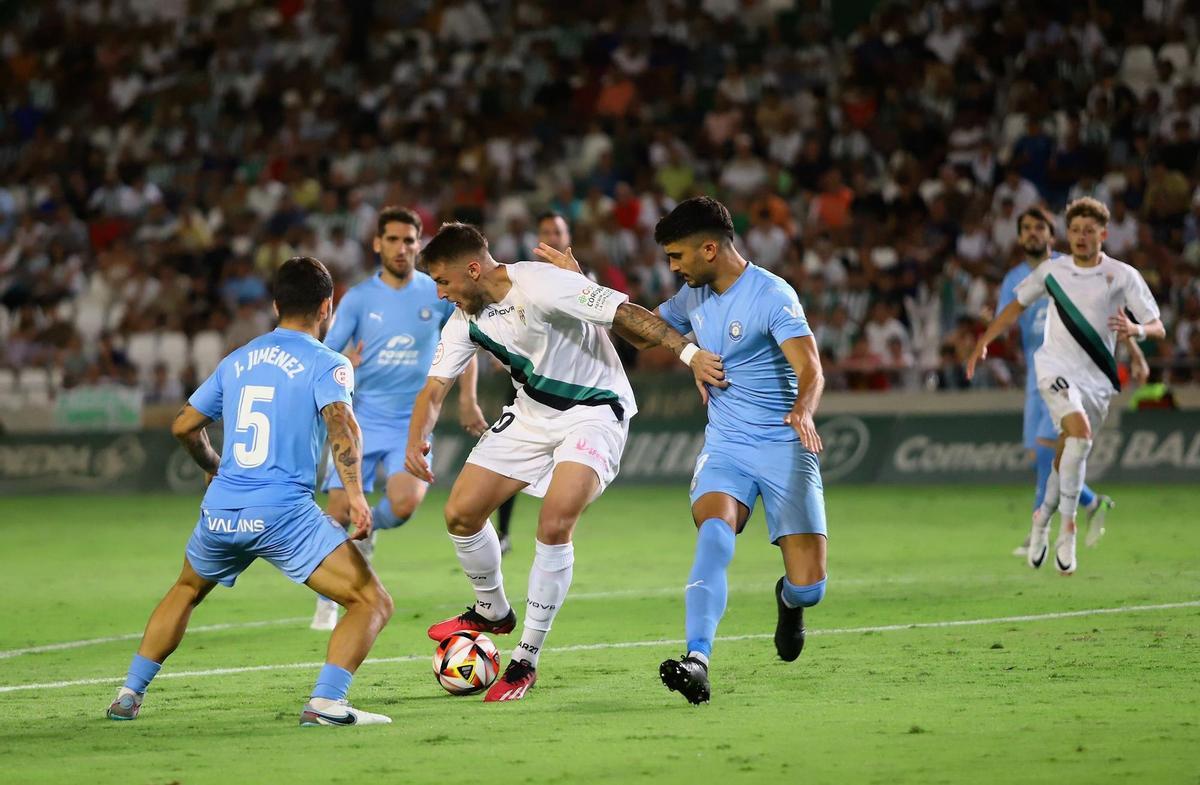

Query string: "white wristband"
[[679, 343, 700, 366], [1134, 323, 1145, 340]]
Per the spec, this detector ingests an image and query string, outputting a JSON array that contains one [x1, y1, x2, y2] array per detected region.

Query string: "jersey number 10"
[[234, 385, 276, 468]]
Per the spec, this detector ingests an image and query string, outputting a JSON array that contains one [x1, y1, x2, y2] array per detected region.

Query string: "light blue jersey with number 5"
[[188, 327, 355, 509]]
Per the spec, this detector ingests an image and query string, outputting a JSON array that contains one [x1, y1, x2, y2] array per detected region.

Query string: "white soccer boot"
[[310, 597, 339, 631], [299, 697, 392, 726], [1026, 511, 1051, 569], [1054, 521, 1077, 575]]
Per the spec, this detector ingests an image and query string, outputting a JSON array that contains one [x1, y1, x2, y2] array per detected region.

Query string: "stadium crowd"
[[2, 0, 1200, 411]]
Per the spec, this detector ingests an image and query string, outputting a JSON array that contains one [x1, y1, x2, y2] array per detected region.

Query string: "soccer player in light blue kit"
[[997, 207, 1118, 556], [106, 257, 395, 726], [311, 206, 487, 630], [647, 198, 827, 705]]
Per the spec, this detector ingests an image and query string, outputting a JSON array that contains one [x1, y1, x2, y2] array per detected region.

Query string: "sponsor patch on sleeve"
[[333, 364, 352, 388], [432, 342, 445, 365], [577, 285, 616, 311]]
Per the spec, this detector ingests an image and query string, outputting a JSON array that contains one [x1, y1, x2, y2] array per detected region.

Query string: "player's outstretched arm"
[[611, 302, 728, 389], [171, 404, 220, 483], [780, 336, 826, 454], [322, 401, 371, 540], [405, 376, 454, 482], [966, 299, 1026, 380]]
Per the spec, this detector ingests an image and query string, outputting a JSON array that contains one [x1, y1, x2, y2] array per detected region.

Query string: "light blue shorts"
[[185, 501, 348, 587], [689, 439, 827, 542], [1025, 390, 1057, 447], [322, 418, 427, 492]]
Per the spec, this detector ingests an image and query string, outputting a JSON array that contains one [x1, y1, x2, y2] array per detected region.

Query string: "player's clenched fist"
[[405, 439, 434, 483]]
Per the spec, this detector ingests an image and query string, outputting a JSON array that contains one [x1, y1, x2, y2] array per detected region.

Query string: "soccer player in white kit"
[[405, 222, 726, 701], [968, 197, 1163, 574]]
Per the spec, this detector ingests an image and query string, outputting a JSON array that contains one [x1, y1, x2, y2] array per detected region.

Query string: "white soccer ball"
[[432, 631, 501, 695]]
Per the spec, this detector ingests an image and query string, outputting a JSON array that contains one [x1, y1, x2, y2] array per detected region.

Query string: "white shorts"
[[465, 398, 630, 501], [1036, 365, 1113, 435]]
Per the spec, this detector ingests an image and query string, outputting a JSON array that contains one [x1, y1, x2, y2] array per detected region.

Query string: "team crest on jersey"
[[419, 307, 433, 321], [516, 306, 526, 325], [333, 365, 352, 387], [728, 321, 743, 341], [1105, 273, 1114, 287]]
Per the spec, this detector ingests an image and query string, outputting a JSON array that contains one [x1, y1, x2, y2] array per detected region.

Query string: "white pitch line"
[[0, 617, 310, 660], [2, 600, 1195, 695], [0, 577, 952, 661]]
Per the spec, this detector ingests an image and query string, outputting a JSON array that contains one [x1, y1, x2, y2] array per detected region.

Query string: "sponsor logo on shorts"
[[206, 515, 265, 533], [575, 438, 604, 461]]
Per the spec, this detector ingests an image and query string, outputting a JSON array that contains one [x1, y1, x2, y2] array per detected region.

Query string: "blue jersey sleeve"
[[314, 355, 355, 412], [188, 367, 223, 420], [437, 299, 455, 329], [765, 283, 812, 344], [657, 287, 693, 334], [997, 268, 1020, 313], [324, 290, 359, 354]]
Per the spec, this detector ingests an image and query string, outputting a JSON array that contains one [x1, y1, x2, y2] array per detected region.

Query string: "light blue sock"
[[1033, 444, 1055, 510], [372, 498, 407, 531], [1080, 483, 1096, 509], [123, 654, 162, 694], [684, 519, 736, 658], [781, 576, 826, 608], [311, 663, 353, 701]]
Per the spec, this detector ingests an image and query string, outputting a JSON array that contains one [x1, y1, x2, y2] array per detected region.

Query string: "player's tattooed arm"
[[323, 401, 372, 540], [612, 302, 728, 389], [322, 401, 364, 496], [406, 376, 454, 482], [171, 404, 220, 477]]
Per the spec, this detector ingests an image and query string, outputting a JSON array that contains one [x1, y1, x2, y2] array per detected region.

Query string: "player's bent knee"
[[389, 496, 419, 522], [443, 501, 487, 537], [535, 513, 576, 545]]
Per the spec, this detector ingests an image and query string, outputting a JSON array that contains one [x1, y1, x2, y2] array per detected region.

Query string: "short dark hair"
[[536, 210, 566, 226], [274, 256, 333, 319], [377, 205, 422, 237], [1016, 206, 1056, 235], [421, 222, 488, 266], [654, 196, 734, 246]]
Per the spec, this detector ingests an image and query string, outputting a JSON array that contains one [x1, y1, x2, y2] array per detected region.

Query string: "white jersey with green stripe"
[[1014, 253, 1159, 392], [429, 262, 637, 422]]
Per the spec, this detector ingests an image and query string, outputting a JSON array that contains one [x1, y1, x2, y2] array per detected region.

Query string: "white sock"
[[515, 540, 574, 668], [448, 520, 509, 621], [1034, 468, 1059, 527], [1057, 437, 1093, 523], [687, 650, 710, 667]]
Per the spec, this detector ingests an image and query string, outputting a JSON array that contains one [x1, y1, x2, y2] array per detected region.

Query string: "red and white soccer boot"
[[483, 659, 537, 702], [426, 605, 517, 642]]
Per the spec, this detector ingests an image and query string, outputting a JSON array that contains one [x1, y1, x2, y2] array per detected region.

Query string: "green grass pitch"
[[1, 485, 1197, 784]]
